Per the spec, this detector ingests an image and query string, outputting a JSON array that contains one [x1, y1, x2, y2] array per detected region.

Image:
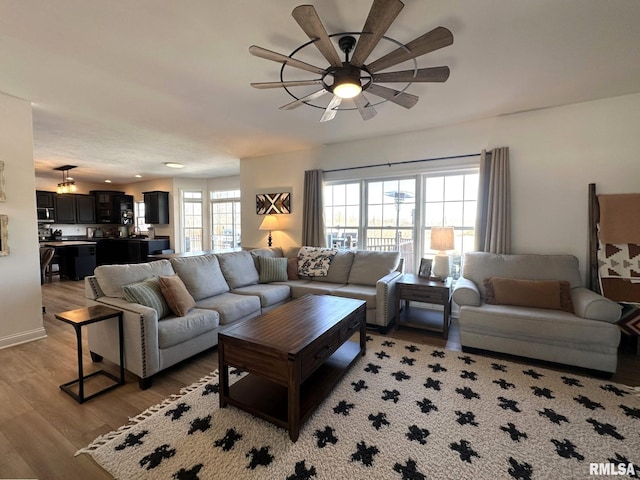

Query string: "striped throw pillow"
[[122, 277, 171, 319], [258, 256, 288, 283]]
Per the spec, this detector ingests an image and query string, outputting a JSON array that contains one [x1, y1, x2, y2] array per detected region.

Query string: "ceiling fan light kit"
[[250, 0, 453, 122]]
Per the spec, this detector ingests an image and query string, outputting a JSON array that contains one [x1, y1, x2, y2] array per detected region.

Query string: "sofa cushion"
[[348, 250, 400, 286], [232, 283, 291, 308], [250, 246, 284, 271], [332, 284, 377, 309], [195, 292, 261, 325], [122, 277, 171, 319], [298, 246, 338, 277], [463, 252, 583, 297], [217, 251, 259, 288], [94, 260, 175, 298], [258, 256, 288, 283], [157, 308, 219, 349], [170, 254, 229, 301], [158, 274, 196, 316], [484, 277, 574, 313], [288, 281, 344, 298], [315, 250, 355, 284]]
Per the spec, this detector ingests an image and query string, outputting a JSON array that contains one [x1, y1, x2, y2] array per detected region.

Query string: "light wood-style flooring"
[[1, 278, 638, 479]]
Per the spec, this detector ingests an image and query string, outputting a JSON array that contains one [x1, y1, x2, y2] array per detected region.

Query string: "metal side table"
[[55, 305, 125, 403]]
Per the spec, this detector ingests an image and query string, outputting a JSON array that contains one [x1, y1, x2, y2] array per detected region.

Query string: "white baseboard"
[[0, 327, 47, 350]]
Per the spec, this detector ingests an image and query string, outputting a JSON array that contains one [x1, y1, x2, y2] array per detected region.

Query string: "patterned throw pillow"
[[158, 274, 196, 316], [122, 277, 171, 319], [297, 246, 338, 277], [258, 256, 288, 283]]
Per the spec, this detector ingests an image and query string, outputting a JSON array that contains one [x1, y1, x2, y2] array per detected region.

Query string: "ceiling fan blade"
[[292, 5, 343, 68], [366, 26, 454, 73], [249, 45, 326, 75], [372, 66, 450, 83], [366, 84, 418, 109], [320, 95, 343, 122], [251, 79, 324, 89], [279, 89, 329, 110], [353, 94, 377, 120], [350, 0, 404, 67]]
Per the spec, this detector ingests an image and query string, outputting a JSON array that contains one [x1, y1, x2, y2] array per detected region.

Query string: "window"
[[211, 190, 241, 249], [323, 168, 479, 276], [365, 178, 416, 272], [324, 182, 360, 249], [423, 172, 478, 278], [134, 201, 149, 232], [182, 191, 203, 253]]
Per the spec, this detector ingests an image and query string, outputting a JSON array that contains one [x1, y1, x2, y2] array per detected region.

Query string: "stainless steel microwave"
[[37, 207, 55, 223]]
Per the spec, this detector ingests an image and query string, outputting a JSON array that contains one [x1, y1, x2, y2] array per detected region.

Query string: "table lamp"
[[259, 215, 279, 247], [430, 227, 454, 279]]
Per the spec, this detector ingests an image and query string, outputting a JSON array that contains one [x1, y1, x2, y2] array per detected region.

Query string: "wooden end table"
[[55, 305, 125, 403], [395, 274, 452, 338], [219, 295, 366, 441]]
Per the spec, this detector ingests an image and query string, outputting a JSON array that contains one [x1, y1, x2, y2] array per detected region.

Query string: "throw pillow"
[[483, 277, 574, 313], [297, 246, 338, 277], [122, 277, 171, 319], [258, 256, 288, 283], [158, 274, 196, 316], [287, 257, 299, 280]]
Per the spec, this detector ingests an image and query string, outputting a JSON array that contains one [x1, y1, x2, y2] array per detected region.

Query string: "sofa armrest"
[[452, 276, 482, 307], [86, 296, 161, 379], [571, 287, 622, 323], [376, 270, 403, 327]]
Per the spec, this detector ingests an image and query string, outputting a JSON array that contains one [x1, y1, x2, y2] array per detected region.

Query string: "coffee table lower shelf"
[[223, 340, 361, 435]]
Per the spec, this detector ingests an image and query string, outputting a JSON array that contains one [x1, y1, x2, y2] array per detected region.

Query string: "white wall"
[[0, 92, 46, 348], [241, 93, 640, 282]]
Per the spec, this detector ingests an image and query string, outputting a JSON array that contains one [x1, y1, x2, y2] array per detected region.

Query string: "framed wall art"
[[256, 192, 291, 215], [0, 214, 8, 256], [0, 161, 5, 202]]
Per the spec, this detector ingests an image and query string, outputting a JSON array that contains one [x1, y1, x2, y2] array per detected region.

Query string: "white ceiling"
[[2, 0, 640, 185]]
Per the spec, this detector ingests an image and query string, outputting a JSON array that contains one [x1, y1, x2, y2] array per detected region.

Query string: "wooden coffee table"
[[218, 294, 366, 441]]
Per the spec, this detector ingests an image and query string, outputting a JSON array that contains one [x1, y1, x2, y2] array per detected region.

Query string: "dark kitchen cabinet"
[[36, 190, 55, 208], [75, 194, 96, 223], [55, 194, 76, 223], [91, 190, 125, 224], [115, 194, 134, 225], [54, 194, 96, 224], [96, 238, 170, 265], [143, 191, 170, 224]]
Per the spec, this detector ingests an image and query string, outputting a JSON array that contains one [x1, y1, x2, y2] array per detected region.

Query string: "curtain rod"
[[324, 152, 481, 174]]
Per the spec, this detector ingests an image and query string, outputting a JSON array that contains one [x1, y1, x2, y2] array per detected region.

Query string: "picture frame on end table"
[[418, 258, 432, 278]]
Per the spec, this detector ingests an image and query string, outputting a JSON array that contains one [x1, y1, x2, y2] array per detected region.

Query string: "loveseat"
[[84, 246, 402, 388], [453, 252, 622, 373]]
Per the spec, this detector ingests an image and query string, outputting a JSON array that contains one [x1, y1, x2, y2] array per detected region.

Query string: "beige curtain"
[[302, 169, 327, 247], [475, 147, 511, 253]]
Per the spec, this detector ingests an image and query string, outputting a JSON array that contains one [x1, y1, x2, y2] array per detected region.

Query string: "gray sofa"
[[84, 247, 402, 388], [453, 252, 622, 373]]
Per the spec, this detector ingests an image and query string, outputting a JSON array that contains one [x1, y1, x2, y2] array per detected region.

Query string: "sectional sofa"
[[84, 246, 403, 388]]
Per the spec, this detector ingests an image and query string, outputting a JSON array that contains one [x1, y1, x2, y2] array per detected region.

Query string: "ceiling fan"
[[249, 0, 453, 122]]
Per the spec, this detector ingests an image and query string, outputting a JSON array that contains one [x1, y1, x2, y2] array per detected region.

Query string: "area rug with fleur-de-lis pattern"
[[78, 335, 640, 480]]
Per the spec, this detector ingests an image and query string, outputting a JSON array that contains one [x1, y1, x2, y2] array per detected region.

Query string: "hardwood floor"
[[1, 278, 638, 479]]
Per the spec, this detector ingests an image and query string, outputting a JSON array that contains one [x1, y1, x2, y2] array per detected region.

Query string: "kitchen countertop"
[[42, 241, 97, 247]]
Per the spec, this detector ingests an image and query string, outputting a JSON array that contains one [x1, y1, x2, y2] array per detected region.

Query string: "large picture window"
[[323, 168, 479, 276]]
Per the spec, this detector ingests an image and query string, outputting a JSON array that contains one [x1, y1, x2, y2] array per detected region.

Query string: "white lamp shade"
[[259, 215, 279, 231], [430, 227, 454, 252]]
